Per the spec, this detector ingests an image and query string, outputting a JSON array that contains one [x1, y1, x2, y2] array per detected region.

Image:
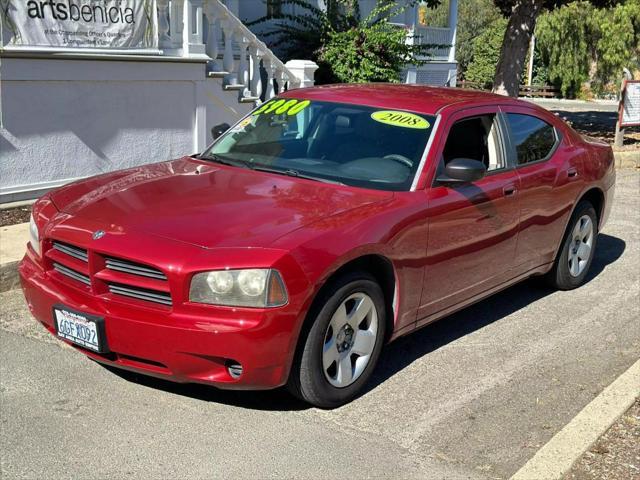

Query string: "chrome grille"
[[53, 262, 91, 286], [53, 241, 88, 262], [105, 257, 167, 280], [47, 238, 171, 307], [107, 283, 172, 306]]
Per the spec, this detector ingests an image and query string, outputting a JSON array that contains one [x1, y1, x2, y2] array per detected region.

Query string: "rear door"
[[417, 107, 521, 324], [501, 107, 585, 271]]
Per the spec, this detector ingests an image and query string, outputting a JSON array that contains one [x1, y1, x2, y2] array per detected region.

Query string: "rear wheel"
[[546, 201, 598, 290], [289, 272, 386, 408]]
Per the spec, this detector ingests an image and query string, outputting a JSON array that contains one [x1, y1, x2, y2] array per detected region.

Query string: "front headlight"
[[29, 213, 41, 257], [189, 269, 288, 307]]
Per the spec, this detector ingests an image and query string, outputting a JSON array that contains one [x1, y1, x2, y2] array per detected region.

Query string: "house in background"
[[223, 0, 458, 87]]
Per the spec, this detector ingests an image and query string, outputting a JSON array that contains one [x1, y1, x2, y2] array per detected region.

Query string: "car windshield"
[[202, 98, 437, 191]]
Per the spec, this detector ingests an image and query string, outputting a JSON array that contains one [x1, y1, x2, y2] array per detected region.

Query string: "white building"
[[231, 0, 458, 87], [0, 0, 457, 203]]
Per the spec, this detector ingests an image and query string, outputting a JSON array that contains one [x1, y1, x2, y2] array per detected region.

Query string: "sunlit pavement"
[[1, 170, 638, 479]]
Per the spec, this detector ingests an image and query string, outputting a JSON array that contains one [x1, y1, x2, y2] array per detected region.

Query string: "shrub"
[[319, 22, 423, 83], [249, 0, 440, 84]]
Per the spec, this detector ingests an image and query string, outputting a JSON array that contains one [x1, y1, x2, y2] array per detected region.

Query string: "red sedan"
[[20, 85, 615, 408]]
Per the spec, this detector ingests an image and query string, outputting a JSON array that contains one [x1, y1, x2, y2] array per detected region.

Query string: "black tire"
[[288, 271, 386, 409], [546, 201, 598, 290]]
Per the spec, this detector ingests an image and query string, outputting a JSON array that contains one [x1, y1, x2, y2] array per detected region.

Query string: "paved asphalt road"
[[1, 171, 638, 480]]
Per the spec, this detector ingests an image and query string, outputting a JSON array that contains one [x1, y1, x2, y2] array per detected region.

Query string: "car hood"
[[49, 157, 392, 249]]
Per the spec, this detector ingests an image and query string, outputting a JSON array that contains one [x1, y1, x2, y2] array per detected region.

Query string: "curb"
[[613, 150, 639, 169], [510, 359, 640, 480], [0, 261, 20, 293], [0, 199, 36, 210]]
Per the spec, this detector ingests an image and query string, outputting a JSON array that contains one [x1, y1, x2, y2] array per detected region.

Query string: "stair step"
[[239, 96, 260, 103], [223, 84, 246, 91], [207, 71, 229, 78]]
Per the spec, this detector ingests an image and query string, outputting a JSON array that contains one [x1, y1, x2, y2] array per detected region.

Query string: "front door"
[[417, 107, 521, 324]]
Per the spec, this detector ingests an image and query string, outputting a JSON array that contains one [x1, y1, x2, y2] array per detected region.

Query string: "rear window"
[[506, 113, 557, 164]]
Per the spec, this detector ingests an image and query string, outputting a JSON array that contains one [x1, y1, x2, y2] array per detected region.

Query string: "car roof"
[[281, 83, 530, 116]]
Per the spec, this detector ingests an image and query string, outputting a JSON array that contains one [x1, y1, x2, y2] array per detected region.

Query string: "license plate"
[[53, 306, 107, 353]]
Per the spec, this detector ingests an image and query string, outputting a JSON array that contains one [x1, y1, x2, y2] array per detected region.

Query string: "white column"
[[157, 0, 171, 50], [204, 1, 222, 71], [448, 0, 458, 63], [237, 34, 251, 95], [222, 21, 238, 84], [276, 69, 287, 94], [169, 0, 185, 55], [249, 45, 263, 99], [284, 60, 319, 89], [263, 58, 276, 99], [183, 0, 208, 59], [194, 80, 208, 153]]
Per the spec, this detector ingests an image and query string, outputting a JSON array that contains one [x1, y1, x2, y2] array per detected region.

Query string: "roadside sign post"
[[615, 70, 639, 147]]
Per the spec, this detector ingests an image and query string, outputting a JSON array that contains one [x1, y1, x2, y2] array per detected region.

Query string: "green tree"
[[536, 0, 640, 96], [456, 0, 503, 76], [464, 18, 508, 85], [489, 0, 625, 97], [594, 0, 640, 88], [535, 2, 597, 96]]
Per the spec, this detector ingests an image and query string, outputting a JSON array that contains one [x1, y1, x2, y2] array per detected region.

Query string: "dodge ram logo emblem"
[[92, 230, 106, 240]]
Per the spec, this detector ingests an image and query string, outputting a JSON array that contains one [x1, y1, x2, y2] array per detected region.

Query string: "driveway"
[[1, 170, 638, 480]]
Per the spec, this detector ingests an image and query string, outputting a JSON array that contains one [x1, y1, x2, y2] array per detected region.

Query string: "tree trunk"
[[492, 0, 545, 97]]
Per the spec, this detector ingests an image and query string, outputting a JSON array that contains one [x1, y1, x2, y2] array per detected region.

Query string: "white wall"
[[0, 56, 251, 202]]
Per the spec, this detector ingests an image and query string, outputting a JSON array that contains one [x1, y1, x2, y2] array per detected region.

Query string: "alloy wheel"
[[568, 214, 594, 277], [322, 293, 378, 388]]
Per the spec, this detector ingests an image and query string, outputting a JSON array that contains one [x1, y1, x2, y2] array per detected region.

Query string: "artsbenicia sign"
[[0, 0, 158, 52]]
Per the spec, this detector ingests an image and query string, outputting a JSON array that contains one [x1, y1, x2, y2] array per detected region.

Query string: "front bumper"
[[19, 253, 300, 390]]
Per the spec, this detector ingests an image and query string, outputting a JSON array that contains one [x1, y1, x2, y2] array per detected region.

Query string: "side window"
[[506, 113, 557, 165], [442, 114, 505, 172]]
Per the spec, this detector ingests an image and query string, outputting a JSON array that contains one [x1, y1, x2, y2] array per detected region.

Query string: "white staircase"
[[157, 0, 317, 107]]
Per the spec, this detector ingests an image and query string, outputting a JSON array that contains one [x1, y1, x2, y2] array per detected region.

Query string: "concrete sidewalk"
[[614, 150, 639, 169], [0, 222, 27, 292]]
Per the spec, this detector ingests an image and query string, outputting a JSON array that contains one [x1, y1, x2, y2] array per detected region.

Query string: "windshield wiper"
[[252, 166, 345, 185], [195, 153, 251, 169]]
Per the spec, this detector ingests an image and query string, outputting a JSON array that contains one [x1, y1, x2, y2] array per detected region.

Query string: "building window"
[[267, 0, 283, 18]]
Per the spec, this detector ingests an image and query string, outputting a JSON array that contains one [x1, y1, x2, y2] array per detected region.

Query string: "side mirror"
[[211, 123, 230, 140], [437, 158, 487, 184]]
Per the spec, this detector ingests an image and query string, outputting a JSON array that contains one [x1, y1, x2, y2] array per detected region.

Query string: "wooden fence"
[[457, 81, 561, 98]]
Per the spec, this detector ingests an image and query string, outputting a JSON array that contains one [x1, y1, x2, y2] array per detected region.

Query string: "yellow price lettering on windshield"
[[253, 98, 311, 116], [371, 110, 430, 129]]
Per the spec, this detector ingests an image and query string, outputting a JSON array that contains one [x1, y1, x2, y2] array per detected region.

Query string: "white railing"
[[157, 0, 315, 104]]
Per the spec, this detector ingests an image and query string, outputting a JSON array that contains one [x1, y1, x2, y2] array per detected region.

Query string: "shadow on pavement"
[[553, 110, 618, 129], [365, 233, 625, 396], [101, 233, 625, 411]]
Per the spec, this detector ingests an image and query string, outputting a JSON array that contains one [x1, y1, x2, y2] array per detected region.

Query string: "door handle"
[[503, 185, 517, 197], [567, 168, 578, 178]]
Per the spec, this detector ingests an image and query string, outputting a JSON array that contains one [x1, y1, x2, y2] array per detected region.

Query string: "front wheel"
[[546, 201, 598, 290], [289, 272, 386, 408]]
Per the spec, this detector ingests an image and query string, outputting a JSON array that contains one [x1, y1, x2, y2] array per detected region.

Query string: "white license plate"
[[54, 307, 105, 352]]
